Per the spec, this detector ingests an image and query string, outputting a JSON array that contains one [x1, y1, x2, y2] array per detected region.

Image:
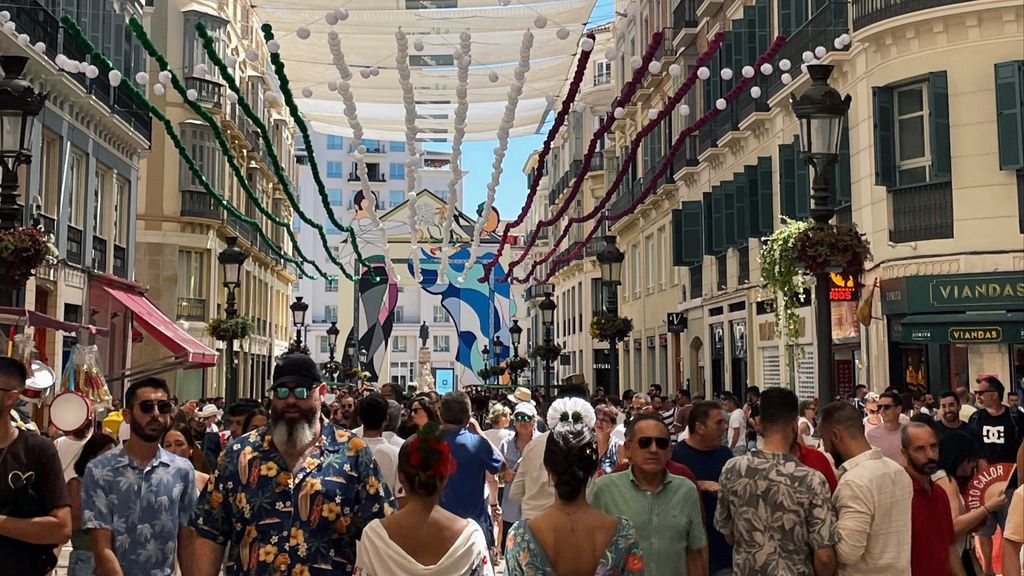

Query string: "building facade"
[[1, 0, 151, 399], [292, 130, 463, 385], [135, 0, 300, 400], [601, 0, 1023, 400]]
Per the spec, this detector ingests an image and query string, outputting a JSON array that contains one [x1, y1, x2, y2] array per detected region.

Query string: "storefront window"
[[1011, 344, 1024, 396], [902, 346, 928, 393], [949, 344, 970, 391]]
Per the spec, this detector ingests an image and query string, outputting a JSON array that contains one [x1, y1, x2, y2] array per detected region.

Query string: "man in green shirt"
[[589, 413, 708, 576]]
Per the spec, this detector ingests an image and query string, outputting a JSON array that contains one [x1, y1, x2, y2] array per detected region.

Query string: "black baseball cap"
[[272, 354, 322, 388]]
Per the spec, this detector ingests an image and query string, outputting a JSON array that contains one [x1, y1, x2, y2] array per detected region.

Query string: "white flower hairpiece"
[[546, 397, 596, 431]]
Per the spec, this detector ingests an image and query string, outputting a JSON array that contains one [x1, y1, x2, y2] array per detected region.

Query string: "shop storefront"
[[881, 272, 1024, 394]]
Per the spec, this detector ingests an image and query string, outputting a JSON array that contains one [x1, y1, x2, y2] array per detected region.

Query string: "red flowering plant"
[[407, 422, 456, 478], [0, 226, 58, 288]]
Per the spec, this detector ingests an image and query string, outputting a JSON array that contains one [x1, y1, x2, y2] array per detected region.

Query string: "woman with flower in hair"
[[355, 422, 494, 575], [504, 398, 645, 575]]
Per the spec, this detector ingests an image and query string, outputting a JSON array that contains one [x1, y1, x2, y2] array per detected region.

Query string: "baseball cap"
[[513, 402, 537, 418], [273, 354, 322, 388]]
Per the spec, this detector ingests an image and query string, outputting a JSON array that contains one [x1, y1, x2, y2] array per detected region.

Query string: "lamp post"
[[539, 292, 556, 399], [597, 235, 625, 399], [790, 64, 852, 403], [344, 333, 358, 384], [481, 344, 491, 385], [0, 56, 47, 232], [289, 296, 309, 353], [508, 319, 523, 387], [217, 236, 247, 403], [322, 321, 341, 383], [357, 347, 369, 383]]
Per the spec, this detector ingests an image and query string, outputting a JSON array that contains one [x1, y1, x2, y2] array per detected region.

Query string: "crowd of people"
[[0, 352, 1022, 576]]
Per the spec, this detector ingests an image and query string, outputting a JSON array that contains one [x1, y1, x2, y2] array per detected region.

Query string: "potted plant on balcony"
[[529, 343, 563, 363], [589, 314, 634, 343], [0, 226, 58, 288], [206, 317, 254, 342], [506, 356, 530, 374]]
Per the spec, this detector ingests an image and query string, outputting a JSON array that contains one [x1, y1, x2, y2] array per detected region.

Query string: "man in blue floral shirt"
[[191, 354, 395, 576], [83, 377, 196, 576]]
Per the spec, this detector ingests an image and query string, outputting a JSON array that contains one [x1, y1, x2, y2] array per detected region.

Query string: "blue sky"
[[426, 0, 614, 218]]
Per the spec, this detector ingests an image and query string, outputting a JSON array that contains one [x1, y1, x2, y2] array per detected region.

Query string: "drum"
[[21, 361, 56, 404], [50, 391, 92, 433]]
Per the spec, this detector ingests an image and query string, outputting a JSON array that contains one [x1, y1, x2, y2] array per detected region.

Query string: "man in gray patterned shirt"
[[714, 387, 837, 576]]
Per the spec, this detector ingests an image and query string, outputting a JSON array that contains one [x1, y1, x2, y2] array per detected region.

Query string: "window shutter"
[[928, 71, 952, 180], [722, 32, 734, 94], [778, 0, 794, 36], [756, 0, 771, 56], [712, 186, 725, 253], [780, 142, 797, 218], [671, 209, 685, 266], [745, 165, 761, 236], [834, 123, 852, 208], [757, 156, 773, 234], [994, 61, 1024, 171], [681, 201, 703, 265], [794, 136, 810, 219], [735, 173, 749, 243], [724, 181, 737, 247], [703, 191, 714, 255], [873, 86, 896, 187]]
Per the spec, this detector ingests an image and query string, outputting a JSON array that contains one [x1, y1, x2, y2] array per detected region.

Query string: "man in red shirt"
[[795, 442, 839, 493], [901, 422, 963, 576]]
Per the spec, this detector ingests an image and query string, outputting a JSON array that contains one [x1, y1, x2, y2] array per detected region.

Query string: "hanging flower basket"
[[589, 314, 634, 343], [793, 222, 872, 281], [340, 366, 370, 381], [529, 343, 563, 363], [506, 356, 530, 373], [476, 366, 506, 380], [0, 226, 58, 288], [207, 317, 253, 341]]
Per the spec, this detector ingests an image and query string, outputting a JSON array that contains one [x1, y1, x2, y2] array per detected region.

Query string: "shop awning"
[[0, 306, 109, 337], [101, 285, 218, 368], [897, 312, 1024, 344]]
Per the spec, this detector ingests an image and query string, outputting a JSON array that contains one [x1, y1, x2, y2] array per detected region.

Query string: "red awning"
[[101, 285, 218, 368]]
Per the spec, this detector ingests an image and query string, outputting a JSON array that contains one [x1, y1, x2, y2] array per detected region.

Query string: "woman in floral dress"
[[504, 398, 645, 575], [355, 423, 494, 576]]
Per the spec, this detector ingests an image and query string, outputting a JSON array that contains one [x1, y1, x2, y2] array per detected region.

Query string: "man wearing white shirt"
[[723, 394, 746, 456], [356, 393, 402, 498], [819, 401, 912, 575]]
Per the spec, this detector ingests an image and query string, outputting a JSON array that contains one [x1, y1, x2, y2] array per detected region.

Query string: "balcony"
[[673, 0, 699, 46], [889, 180, 954, 243], [348, 172, 386, 182], [39, 214, 56, 236], [227, 214, 258, 245], [180, 189, 223, 221], [672, 134, 700, 175], [92, 236, 107, 271], [588, 154, 605, 173], [66, 225, 83, 266], [185, 77, 224, 109], [583, 236, 607, 258], [852, 0, 975, 30], [525, 283, 555, 301], [350, 142, 385, 154], [554, 240, 584, 265], [762, 1, 849, 102], [176, 297, 207, 322], [653, 28, 677, 63], [113, 244, 127, 278]]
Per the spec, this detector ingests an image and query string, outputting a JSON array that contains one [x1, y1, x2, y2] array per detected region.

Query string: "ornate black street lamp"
[[481, 344, 491, 385], [597, 235, 625, 398], [289, 296, 309, 353], [790, 64, 852, 402], [321, 321, 341, 383], [539, 292, 557, 399], [217, 236, 247, 402], [0, 56, 47, 232], [344, 332, 358, 383], [508, 319, 524, 387]]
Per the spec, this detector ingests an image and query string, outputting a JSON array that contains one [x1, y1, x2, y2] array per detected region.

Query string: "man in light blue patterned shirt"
[[83, 377, 196, 576]]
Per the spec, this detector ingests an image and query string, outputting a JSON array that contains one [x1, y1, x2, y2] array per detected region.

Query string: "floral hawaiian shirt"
[[81, 446, 196, 576], [714, 450, 837, 576], [191, 421, 396, 576]]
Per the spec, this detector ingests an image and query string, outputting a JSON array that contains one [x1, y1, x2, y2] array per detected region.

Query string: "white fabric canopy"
[[252, 0, 597, 140]]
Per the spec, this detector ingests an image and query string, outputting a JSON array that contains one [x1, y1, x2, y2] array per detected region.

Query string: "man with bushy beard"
[[901, 422, 963, 576], [83, 377, 196, 576], [191, 353, 395, 576], [818, 401, 911, 575]]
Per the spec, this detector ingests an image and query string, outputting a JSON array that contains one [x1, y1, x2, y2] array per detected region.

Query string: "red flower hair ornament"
[[408, 422, 457, 477]]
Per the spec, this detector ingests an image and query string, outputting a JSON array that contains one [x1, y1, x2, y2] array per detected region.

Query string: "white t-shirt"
[[54, 435, 90, 482], [728, 409, 747, 449], [363, 436, 403, 498]]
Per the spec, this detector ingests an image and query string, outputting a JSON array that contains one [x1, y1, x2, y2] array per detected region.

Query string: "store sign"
[[900, 322, 1024, 344], [948, 327, 1003, 343], [882, 272, 1024, 315], [667, 312, 687, 333], [829, 273, 858, 301]]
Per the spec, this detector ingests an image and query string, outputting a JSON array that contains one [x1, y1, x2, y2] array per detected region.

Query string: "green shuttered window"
[[995, 61, 1024, 171], [872, 72, 952, 188], [672, 202, 704, 266], [780, 137, 809, 220]]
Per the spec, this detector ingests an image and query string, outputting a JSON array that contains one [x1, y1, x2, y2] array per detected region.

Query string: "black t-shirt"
[[969, 408, 1023, 464], [0, 429, 70, 575]]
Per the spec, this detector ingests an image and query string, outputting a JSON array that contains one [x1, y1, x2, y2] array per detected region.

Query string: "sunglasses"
[[514, 414, 533, 423], [636, 436, 670, 450], [138, 400, 173, 415], [975, 389, 995, 395], [271, 386, 314, 400], [410, 406, 424, 414], [877, 404, 898, 411]]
